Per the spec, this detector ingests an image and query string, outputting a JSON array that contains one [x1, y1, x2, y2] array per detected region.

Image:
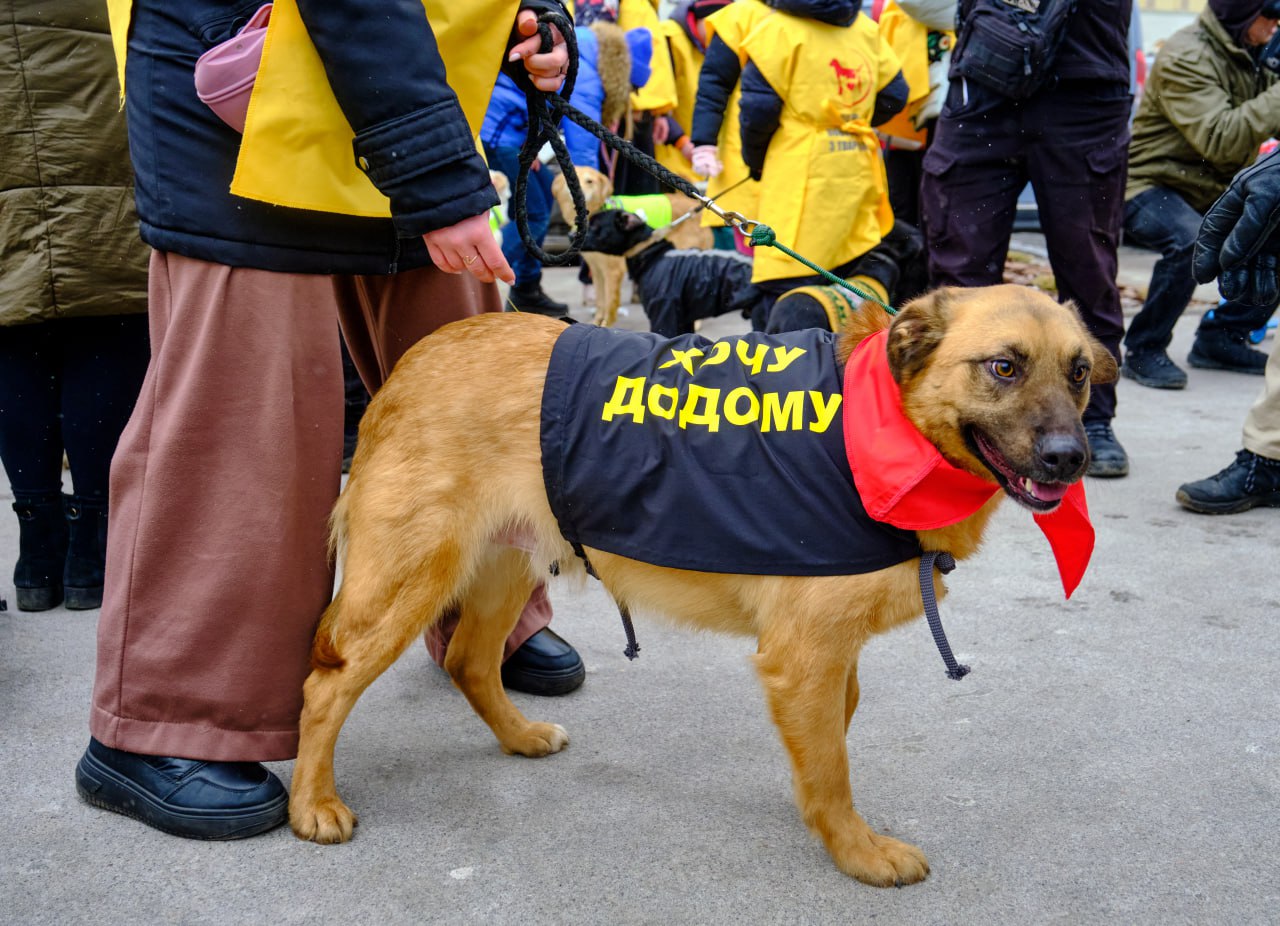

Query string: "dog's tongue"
[[1026, 479, 1071, 503]]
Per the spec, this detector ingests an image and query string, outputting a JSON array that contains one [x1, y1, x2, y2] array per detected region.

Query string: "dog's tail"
[[311, 494, 352, 671]]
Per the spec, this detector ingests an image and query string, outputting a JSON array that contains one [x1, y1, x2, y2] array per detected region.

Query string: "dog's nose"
[[1035, 433, 1087, 478]]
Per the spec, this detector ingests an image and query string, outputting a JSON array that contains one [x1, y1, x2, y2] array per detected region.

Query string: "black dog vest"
[[540, 323, 921, 576]]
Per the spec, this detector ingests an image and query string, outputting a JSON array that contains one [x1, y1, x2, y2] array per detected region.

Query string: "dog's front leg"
[[754, 631, 929, 886]]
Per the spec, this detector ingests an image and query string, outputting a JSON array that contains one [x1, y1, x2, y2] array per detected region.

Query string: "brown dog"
[[551, 165, 713, 327], [288, 285, 1117, 885]]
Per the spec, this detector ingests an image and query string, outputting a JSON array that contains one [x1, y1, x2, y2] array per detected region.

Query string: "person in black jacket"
[[1177, 151, 1280, 513], [76, 0, 584, 842], [920, 0, 1134, 477]]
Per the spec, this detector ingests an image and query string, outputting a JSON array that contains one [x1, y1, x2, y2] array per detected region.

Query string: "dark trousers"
[[1122, 186, 1279, 353], [483, 143, 552, 287], [0, 315, 149, 500], [921, 79, 1130, 422]]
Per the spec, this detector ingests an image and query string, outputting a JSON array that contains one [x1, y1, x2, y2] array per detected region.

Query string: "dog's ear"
[[1089, 340, 1119, 385], [1060, 299, 1119, 385], [599, 171, 614, 199], [886, 288, 953, 384]]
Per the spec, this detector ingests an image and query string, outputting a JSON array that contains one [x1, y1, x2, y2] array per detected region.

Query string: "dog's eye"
[[1071, 364, 1089, 385], [989, 359, 1017, 380]]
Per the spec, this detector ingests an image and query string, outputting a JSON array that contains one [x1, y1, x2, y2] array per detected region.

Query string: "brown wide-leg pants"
[[91, 252, 550, 761]]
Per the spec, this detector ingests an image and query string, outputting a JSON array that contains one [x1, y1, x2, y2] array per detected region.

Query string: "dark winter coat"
[[122, 0, 562, 276], [1126, 7, 1280, 212], [1, 1, 148, 326]]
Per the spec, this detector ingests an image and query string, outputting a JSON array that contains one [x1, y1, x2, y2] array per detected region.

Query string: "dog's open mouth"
[[968, 428, 1070, 513]]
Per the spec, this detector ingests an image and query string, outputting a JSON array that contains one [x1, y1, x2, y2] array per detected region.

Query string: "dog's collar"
[[842, 330, 1095, 598], [621, 223, 673, 259]]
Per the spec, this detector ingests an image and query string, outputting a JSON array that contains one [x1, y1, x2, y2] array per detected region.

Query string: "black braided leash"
[[513, 12, 708, 267], [919, 551, 969, 680]]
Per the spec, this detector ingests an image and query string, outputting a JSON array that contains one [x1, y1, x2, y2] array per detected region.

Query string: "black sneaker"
[[507, 282, 569, 316], [76, 738, 288, 839], [1176, 449, 1280, 514], [1187, 329, 1268, 374], [1121, 350, 1188, 389], [1084, 420, 1129, 478], [501, 628, 585, 696]]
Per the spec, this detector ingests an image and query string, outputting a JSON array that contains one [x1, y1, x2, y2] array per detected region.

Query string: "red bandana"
[[842, 330, 1094, 598]]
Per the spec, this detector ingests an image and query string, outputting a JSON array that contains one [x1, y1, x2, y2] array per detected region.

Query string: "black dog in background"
[[581, 210, 761, 337]]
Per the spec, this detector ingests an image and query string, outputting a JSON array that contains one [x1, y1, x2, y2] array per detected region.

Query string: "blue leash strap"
[[919, 551, 969, 680]]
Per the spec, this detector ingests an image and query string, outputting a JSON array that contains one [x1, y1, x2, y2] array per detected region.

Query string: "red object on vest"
[[842, 330, 1095, 598]]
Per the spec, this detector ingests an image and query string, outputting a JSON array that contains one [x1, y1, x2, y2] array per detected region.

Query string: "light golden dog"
[[288, 285, 1116, 885], [551, 165, 713, 327]]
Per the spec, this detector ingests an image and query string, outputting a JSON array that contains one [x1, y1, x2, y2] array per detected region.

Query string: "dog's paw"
[[499, 722, 569, 758], [290, 795, 358, 845], [834, 831, 930, 887]]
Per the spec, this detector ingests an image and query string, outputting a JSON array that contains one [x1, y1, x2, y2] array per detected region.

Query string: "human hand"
[[509, 9, 569, 93], [1194, 150, 1280, 306], [422, 213, 514, 285], [678, 138, 695, 161], [691, 144, 722, 179], [652, 115, 671, 146]]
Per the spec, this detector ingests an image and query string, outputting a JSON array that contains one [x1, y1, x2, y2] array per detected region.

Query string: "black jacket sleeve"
[[871, 70, 910, 126], [739, 59, 783, 179], [294, 0, 564, 236], [691, 35, 742, 147]]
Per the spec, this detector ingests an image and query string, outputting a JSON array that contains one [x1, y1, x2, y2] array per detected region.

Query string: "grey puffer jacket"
[[0, 1, 148, 326]]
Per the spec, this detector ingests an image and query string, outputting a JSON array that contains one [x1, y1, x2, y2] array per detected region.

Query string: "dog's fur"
[[288, 285, 1117, 885], [551, 165, 712, 327], [580, 209, 759, 336]]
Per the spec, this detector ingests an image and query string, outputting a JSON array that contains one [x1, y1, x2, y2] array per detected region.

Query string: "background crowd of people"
[[2, 0, 1277, 844]]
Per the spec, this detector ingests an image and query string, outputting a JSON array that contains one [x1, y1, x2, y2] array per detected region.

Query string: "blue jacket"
[[481, 25, 653, 171], [125, 0, 563, 275]]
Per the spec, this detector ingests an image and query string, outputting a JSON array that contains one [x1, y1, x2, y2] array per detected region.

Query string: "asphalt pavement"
[[3, 244, 1278, 925]]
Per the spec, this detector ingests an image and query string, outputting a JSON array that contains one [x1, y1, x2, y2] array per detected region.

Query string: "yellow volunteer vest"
[[619, 0, 678, 113], [653, 20, 703, 184], [106, 0, 518, 216], [874, 3, 930, 147], [698, 0, 768, 229], [741, 11, 899, 283]]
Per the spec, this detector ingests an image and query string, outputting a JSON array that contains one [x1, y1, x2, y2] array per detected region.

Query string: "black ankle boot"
[[64, 495, 108, 610], [507, 281, 570, 316], [12, 493, 69, 611]]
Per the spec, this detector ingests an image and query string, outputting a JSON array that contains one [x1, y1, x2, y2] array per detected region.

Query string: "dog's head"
[[551, 166, 613, 230], [582, 209, 655, 256], [881, 285, 1118, 512]]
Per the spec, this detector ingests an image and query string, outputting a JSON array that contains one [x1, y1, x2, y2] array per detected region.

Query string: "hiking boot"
[[1187, 328, 1268, 374], [507, 281, 569, 316], [1121, 350, 1187, 389], [1084, 420, 1129, 478], [1176, 449, 1280, 514]]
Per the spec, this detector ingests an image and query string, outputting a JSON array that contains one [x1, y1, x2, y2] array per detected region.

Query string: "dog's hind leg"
[[755, 621, 929, 886], [290, 583, 451, 843], [290, 536, 471, 845], [444, 547, 569, 758]]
